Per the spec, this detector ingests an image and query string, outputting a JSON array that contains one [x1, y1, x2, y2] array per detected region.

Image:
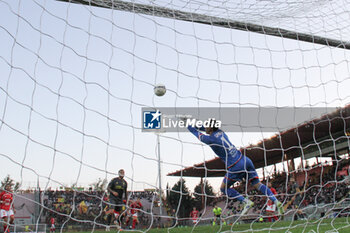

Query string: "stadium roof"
[[167, 105, 350, 177]]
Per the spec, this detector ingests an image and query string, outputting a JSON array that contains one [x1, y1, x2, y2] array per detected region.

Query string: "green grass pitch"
[[65, 217, 350, 232]]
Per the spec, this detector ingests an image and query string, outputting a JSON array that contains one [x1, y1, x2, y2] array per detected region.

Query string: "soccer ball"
[[154, 84, 166, 96]]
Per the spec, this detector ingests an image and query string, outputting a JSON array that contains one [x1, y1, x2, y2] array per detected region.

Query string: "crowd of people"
[[1, 159, 349, 232], [42, 198, 151, 229], [40, 170, 162, 231], [42, 190, 156, 230], [223, 159, 350, 222], [1, 159, 348, 232], [42, 189, 106, 228]]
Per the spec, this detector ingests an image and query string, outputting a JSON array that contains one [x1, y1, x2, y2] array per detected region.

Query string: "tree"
[[166, 178, 193, 218], [1, 175, 20, 191], [193, 179, 215, 210]]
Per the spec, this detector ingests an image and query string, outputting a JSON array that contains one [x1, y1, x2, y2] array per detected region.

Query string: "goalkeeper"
[[186, 119, 284, 216]]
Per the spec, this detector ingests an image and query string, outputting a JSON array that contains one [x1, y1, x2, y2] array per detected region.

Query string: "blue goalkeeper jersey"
[[187, 126, 242, 168]]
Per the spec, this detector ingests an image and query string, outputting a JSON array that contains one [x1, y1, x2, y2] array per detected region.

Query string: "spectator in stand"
[[289, 178, 306, 220], [266, 183, 279, 222]]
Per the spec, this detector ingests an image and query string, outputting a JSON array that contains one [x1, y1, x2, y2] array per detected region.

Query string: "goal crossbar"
[[56, 0, 350, 50]]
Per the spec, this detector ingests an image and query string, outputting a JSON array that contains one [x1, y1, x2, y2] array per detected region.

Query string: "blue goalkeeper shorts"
[[223, 155, 259, 186]]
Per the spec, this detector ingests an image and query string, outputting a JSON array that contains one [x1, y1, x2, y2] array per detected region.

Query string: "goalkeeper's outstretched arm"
[[196, 125, 206, 131], [187, 126, 213, 144]]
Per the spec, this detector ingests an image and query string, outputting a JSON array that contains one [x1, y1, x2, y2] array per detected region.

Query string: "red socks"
[[132, 219, 137, 229]]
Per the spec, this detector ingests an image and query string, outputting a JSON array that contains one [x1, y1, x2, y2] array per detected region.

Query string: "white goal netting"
[[0, 0, 350, 232]]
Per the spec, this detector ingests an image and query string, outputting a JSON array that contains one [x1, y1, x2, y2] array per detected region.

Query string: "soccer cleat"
[[276, 201, 285, 215], [240, 199, 254, 216]]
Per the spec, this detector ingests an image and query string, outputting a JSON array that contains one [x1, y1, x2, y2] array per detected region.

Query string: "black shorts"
[[215, 214, 221, 218], [109, 198, 123, 212]]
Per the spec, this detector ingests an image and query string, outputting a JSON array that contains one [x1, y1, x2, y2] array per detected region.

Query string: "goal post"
[[56, 0, 350, 50]]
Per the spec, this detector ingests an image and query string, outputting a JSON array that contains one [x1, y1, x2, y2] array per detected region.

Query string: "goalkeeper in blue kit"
[[187, 119, 284, 216]]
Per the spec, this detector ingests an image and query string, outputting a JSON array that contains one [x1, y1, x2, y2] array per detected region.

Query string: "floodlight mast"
[[56, 0, 350, 50], [156, 131, 162, 216]]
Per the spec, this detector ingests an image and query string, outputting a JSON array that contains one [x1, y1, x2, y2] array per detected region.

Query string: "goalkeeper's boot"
[[240, 199, 254, 216], [276, 201, 285, 216]]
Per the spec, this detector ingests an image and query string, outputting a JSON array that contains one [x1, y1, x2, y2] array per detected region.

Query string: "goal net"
[[0, 0, 350, 232]]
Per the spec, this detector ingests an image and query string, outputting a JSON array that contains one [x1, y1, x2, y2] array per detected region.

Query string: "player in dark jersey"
[[106, 169, 128, 229], [187, 119, 284, 217]]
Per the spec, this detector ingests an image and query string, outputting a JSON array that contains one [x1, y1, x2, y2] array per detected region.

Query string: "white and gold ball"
[[154, 84, 166, 96]]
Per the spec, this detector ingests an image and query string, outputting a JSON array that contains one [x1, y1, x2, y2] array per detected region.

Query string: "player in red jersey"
[[266, 183, 279, 222], [190, 207, 199, 224], [129, 198, 142, 229], [0, 184, 15, 233], [50, 217, 56, 232]]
